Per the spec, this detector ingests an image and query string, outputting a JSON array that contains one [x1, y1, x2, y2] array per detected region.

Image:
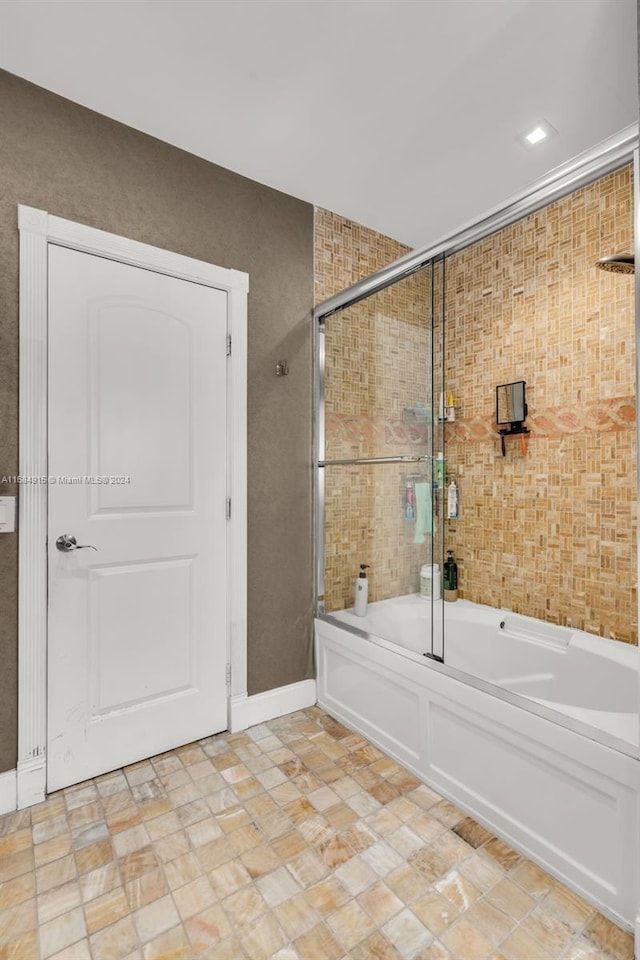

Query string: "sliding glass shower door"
[[316, 255, 446, 663]]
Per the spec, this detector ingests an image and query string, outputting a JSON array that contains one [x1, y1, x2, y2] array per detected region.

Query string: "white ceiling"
[[0, 0, 637, 248]]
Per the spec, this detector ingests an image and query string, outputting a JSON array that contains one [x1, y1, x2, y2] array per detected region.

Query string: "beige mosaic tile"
[[0, 708, 632, 960]]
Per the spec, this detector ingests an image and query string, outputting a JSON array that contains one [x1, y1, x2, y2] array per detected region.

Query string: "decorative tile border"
[[447, 396, 636, 443]]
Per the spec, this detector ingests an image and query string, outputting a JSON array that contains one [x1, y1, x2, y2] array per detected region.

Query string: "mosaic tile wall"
[[315, 165, 637, 642], [444, 164, 636, 643]]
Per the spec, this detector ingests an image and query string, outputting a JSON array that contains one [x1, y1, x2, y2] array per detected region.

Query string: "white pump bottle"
[[354, 564, 370, 617]]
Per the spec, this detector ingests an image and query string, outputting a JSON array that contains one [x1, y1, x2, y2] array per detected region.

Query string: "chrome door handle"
[[56, 535, 97, 552]]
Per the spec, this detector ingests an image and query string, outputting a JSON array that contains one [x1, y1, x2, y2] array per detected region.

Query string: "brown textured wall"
[[0, 71, 314, 773]]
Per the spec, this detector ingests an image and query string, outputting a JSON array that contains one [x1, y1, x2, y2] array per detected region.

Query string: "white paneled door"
[[47, 245, 229, 792]]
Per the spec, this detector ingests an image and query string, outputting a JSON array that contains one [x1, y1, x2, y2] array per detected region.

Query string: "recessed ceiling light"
[[518, 120, 557, 150], [526, 126, 547, 145]]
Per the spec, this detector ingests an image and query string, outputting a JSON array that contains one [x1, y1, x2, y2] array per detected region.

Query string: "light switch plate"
[[0, 496, 16, 533]]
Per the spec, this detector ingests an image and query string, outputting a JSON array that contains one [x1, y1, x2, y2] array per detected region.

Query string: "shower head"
[[595, 253, 634, 274]]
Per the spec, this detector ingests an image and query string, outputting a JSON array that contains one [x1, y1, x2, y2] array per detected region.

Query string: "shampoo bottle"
[[434, 452, 446, 486], [354, 564, 370, 617], [447, 479, 459, 519]]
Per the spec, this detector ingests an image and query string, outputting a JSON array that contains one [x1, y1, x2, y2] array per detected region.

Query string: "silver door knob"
[[56, 535, 97, 552]]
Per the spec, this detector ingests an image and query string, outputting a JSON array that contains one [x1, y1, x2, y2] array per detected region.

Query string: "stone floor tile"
[[382, 908, 433, 959], [0, 930, 39, 960], [49, 937, 92, 960], [89, 914, 139, 960], [582, 913, 635, 960], [294, 921, 343, 960], [0, 707, 632, 960], [75, 839, 114, 875], [357, 880, 404, 925], [326, 898, 376, 953], [64, 784, 98, 811], [411, 889, 460, 936], [124, 867, 168, 911], [335, 854, 378, 896], [85, 887, 130, 935], [562, 936, 618, 959], [223, 885, 268, 927], [0, 828, 34, 858], [133, 893, 180, 943], [80, 861, 122, 903], [464, 897, 515, 946], [520, 903, 575, 955], [485, 877, 536, 920], [34, 834, 72, 868], [36, 854, 76, 894], [351, 929, 404, 959], [305, 876, 351, 916], [458, 852, 504, 891], [510, 860, 556, 900], [39, 905, 86, 959], [210, 858, 252, 898], [152, 831, 190, 863], [0, 871, 36, 911], [256, 866, 302, 908], [285, 848, 329, 888], [238, 911, 287, 960], [0, 898, 37, 946], [172, 875, 216, 921], [542, 881, 595, 932], [142, 924, 192, 960], [434, 868, 482, 912], [273, 891, 321, 940], [184, 902, 232, 953], [0, 849, 34, 885], [441, 915, 493, 960], [453, 816, 494, 849]]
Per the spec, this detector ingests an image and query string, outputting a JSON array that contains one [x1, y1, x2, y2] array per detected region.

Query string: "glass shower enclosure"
[[315, 257, 447, 661]]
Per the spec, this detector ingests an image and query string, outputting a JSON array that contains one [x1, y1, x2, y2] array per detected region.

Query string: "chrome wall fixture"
[[313, 124, 639, 623]]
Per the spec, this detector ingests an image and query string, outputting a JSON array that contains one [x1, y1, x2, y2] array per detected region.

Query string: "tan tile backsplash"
[[315, 164, 636, 642]]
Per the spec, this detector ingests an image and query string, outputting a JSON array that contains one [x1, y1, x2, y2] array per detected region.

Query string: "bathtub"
[[315, 594, 640, 932]]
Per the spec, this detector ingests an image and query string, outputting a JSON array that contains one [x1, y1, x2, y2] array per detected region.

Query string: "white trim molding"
[[17, 205, 249, 807], [0, 769, 17, 816], [18, 206, 49, 808], [229, 680, 317, 733]]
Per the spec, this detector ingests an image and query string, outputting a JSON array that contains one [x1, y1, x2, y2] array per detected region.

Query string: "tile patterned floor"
[[0, 707, 635, 960]]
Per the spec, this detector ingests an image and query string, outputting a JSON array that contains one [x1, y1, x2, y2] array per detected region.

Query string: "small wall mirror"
[[496, 380, 527, 426]]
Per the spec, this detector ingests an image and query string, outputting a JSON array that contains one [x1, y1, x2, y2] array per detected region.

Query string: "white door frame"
[[17, 205, 248, 808]]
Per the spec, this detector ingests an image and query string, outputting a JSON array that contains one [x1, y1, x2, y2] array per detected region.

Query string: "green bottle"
[[443, 550, 458, 601]]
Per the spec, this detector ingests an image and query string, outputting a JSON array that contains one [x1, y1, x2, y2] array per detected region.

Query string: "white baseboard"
[[17, 756, 46, 809], [0, 768, 17, 816], [229, 679, 316, 733]]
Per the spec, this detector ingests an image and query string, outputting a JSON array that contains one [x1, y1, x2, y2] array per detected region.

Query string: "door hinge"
[[226, 333, 232, 357], [225, 497, 231, 520], [225, 663, 231, 686]]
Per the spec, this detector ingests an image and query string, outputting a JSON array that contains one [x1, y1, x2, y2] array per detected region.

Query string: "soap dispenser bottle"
[[443, 550, 458, 602], [354, 564, 370, 617]]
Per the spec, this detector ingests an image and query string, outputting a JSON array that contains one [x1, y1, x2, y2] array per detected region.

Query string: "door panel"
[[91, 302, 194, 512], [88, 557, 196, 714], [47, 245, 229, 791]]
